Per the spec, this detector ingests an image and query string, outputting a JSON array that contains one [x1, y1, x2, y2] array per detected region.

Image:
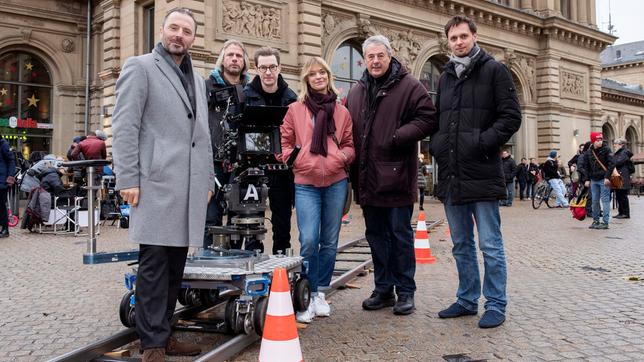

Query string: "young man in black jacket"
[[243, 47, 297, 255], [500, 150, 517, 206], [430, 15, 521, 329], [579, 132, 615, 229]]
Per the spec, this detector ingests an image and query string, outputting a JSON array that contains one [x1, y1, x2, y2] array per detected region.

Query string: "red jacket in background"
[[72, 135, 107, 160]]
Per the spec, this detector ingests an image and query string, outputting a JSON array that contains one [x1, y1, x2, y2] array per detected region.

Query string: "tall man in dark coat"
[[112, 8, 213, 361], [346, 35, 437, 316], [612, 138, 633, 219], [243, 46, 298, 254], [430, 15, 521, 329], [500, 150, 517, 206]]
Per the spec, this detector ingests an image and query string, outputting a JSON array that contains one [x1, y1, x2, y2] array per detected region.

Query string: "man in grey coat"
[[112, 8, 214, 361]]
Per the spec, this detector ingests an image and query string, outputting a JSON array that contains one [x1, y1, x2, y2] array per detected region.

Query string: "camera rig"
[[203, 85, 297, 255]]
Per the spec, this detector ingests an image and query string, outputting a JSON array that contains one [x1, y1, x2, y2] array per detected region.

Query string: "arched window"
[[0, 51, 53, 154], [331, 40, 365, 102], [419, 58, 443, 103], [602, 122, 615, 145], [626, 126, 638, 150]]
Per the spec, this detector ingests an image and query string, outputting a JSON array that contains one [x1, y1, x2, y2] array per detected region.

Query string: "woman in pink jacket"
[[280, 56, 355, 323]]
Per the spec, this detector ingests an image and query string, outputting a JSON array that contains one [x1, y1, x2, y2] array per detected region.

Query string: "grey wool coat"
[[112, 48, 214, 247]]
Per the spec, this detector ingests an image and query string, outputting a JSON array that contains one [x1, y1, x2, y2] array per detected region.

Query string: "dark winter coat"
[[346, 57, 438, 207], [243, 75, 297, 107], [428, 50, 521, 204], [502, 156, 517, 183], [528, 163, 540, 184], [516, 163, 529, 183], [0, 138, 16, 190], [613, 147, 634, 190], [541, 158, 560, 180], [39, 168, 71, 197], [579, 143, 615, 182]]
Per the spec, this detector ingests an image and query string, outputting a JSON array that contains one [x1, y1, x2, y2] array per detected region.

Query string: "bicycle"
[[532, 181, 555, 209]]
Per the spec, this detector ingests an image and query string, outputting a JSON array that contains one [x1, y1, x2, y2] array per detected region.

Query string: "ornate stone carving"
[[389, 29, 422, 66], [503, 48, 517, 68], [222, 1, 281, 39], [437, 34, 450, 55], [357, 18, 378, 38], [517, 56, 536, 102], [560, 70, 586, 100], [61, 38, 74, 53], [323, 14, 336, 35], [20, 29, 32, 42]]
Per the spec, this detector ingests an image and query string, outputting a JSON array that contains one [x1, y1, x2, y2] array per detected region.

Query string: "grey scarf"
[[450, 44, 481, 79], [155, 42, 197, 117]]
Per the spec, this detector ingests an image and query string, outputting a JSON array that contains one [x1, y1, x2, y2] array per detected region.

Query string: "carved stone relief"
[[222, 0, 281, 40], [516, 56, 536, 102], [387, 29, 422, 66], [560, 70, 586, 100], [61, 38, 74, 53]]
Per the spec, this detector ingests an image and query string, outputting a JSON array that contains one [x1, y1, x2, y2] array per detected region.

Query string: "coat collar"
[[153, 47, 192, 111]]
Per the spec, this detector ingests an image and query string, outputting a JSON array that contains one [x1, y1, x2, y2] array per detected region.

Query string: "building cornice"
[[602, 61, 644, 71], [0, 3, 86, 27], [602, 88, 644, 107], [385, 0, 616, 51]]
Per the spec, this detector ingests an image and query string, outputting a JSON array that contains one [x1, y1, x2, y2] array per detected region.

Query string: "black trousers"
[[418, 188, 425, 209], [615, 189, 630, 217], [135, 244, 188, 350], [267, 171, 294, 255], [362, 205, 416, 296], [0, 188, 7, 229]]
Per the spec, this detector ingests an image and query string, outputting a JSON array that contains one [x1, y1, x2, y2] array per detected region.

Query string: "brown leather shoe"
[[165, 336, 201, 356], [142, 348, 165, 362]]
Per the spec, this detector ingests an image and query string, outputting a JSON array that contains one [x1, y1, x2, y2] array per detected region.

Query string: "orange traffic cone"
[[258, 267, 303, 362], [415, 211, 436, 264]]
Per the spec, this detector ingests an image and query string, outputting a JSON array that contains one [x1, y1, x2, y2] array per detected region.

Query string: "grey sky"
[[595, 0, 643, 45]]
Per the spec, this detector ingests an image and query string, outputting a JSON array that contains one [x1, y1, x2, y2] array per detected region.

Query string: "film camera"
[[205, 85, 297, 253]]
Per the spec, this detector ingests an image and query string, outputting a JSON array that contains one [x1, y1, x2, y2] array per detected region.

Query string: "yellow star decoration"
[[25, 62, 34, 71], [27, 94, 39, 107], [0, 88, 7, 96]]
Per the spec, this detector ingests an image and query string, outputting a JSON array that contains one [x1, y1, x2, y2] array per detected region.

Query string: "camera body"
[[207, 85, 290, 252]]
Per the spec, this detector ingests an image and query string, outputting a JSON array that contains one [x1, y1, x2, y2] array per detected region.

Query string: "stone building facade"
[[0, 0, 640, 172]]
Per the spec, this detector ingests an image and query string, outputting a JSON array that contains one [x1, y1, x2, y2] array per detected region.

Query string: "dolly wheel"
[[293, 278, 311, 312], [253, 296, 269, 336], [118, 291, 136, 328], [224, 297, 239, 334]]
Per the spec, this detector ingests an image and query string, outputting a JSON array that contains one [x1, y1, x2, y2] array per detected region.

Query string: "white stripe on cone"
[[417, 220, 426, 229], [415, 238, 430, 248], [259, 338, 303, 362], [266, 291, 295, 317]]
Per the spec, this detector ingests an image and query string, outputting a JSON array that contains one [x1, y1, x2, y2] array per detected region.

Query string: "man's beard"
[[225, 67, 241, 76], [163, 39, 188, 56]]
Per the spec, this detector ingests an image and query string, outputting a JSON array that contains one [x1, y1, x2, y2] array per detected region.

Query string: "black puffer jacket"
[[579, 143, 615, 182], [501, 156, 517, 183], [613, 147, 633, 190], [243, 75, 297, 107], [428, 50, 521, 204]]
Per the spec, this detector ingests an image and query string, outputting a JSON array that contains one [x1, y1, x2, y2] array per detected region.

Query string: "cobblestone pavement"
[[0, 197, 643, 361]]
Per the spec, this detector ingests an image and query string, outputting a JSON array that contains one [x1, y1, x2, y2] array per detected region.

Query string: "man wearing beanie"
[[430, 15, 521, 329], [579, 132, 615, 229], [541, 150, 568, 207]]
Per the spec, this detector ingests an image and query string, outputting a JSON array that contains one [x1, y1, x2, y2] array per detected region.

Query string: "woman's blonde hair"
[[297, 56, 339, 102]]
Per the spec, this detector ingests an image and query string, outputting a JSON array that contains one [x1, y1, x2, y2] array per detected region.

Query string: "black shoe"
[[362, 291, 396, 310], [478, 310, 505, 328], [393, 295, 415, 315], [438, 302, 477, 318], [614, 214, 629, 219], [0, 228, 8, 238], [588, 220, 600, 229]]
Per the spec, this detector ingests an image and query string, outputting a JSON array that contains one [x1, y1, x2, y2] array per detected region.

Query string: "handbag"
[[331, 134, 352, 215], [591, 149, 622, 189]]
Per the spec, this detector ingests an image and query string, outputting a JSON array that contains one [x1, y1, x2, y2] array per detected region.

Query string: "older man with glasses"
[[243, 47, 298, 255]]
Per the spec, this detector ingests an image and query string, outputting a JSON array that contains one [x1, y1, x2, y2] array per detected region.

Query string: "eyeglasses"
[[257, 65, 279, 73]]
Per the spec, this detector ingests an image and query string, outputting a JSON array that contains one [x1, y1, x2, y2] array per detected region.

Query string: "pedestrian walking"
[[0, 137, 15, 238], [431, 15, 521, 329], [280, 56, 355, 323], [516, 157, 529, 201], [111, 8, 212, 361], [417, 154, 428, 210], [579, 132, 614, 229], [500, 150, 517, 206], [612, 138, 634, 219]]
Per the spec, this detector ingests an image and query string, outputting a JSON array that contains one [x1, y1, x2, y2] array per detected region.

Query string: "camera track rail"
[[51, 220, 443, 362]]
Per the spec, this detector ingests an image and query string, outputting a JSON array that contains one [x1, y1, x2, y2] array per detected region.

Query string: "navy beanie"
[[549, 150, 557, 158]]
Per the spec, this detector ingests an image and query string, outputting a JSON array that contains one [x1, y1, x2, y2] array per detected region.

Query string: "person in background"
[[612, 138, 633, 219], [515, 157, 529, 201], [579, 132, 614, 230], [500, 150, 517, 206], [541, 150, 569, 208], [417, 153, 428, 211], [280, 56, 354, 323], [527, 157, 539, 200], [0, 136, 16, 238], [71, 131, 107, 160], [243, 46, 298, 255]]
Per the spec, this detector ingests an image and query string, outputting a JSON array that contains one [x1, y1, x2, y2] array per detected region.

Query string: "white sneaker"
[[313, 293, 330, 317], [295, 301, 316, 323]]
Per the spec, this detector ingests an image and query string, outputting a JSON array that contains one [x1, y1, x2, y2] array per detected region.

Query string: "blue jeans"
[[590, 179, 611, 224], [502, 181, 514, 205], [362, 205, 415, 296], [548, 178, 569, 207], [294, 179, 347, 293], [526, 181, 535, 199], [444, 196, 507, 314]]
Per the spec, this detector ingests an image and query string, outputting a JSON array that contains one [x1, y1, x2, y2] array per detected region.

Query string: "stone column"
[[536, 52, 562, 160], [589, 65, 603, 132], [578, 0, 588, 25], [297, 0, 323, 64], [98, 0, 121, 152], [570, 0, 578, 22], [520, 0, 533, 11], [588, 0, 597, 28]]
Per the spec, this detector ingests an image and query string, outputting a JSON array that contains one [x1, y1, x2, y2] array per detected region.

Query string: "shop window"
[[331, 41, 365, 102], [0, 52, 53, 154]]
